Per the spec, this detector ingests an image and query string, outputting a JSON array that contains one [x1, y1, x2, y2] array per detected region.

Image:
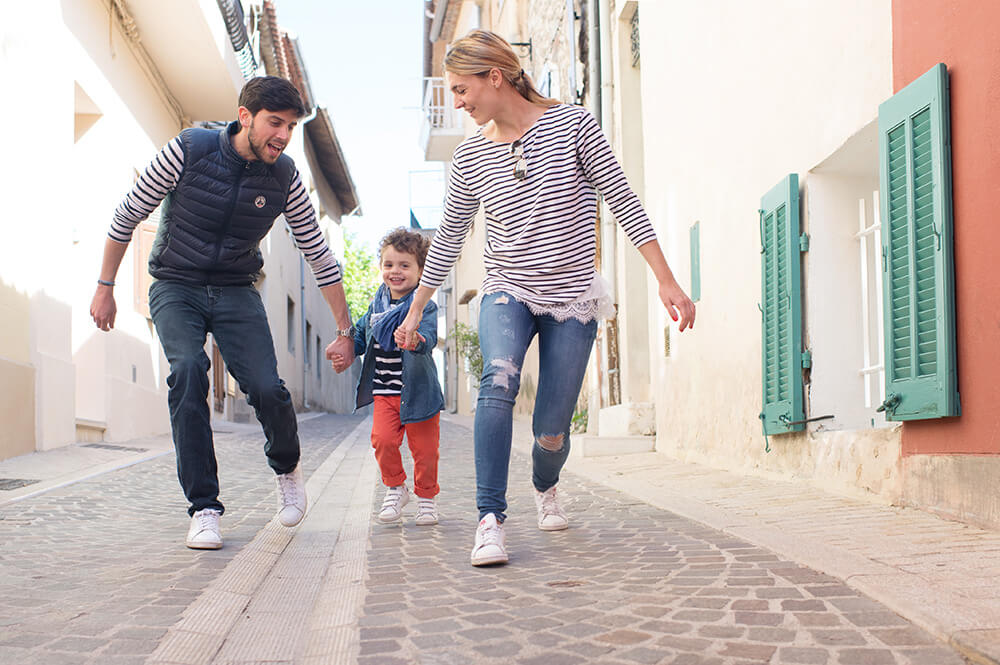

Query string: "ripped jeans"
[[474, 291, 598, 521]]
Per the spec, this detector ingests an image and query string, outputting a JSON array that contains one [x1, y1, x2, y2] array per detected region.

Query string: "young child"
[[352, 228, 445, 525]]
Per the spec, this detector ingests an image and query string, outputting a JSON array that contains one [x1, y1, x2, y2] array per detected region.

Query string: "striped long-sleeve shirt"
[[420, 104, 656, 305], [108, 136, 341, 287]]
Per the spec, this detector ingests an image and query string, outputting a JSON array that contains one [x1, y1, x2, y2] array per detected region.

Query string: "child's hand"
[[394, 328, 425, 350], [325, 336, 355, 373]]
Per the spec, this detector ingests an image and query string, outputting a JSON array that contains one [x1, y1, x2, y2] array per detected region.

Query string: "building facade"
[[0, 0, 359, 461]]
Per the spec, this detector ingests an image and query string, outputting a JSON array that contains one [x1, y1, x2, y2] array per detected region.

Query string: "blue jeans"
[[149, 280, 299, 516], [474, 292, 598, 522]]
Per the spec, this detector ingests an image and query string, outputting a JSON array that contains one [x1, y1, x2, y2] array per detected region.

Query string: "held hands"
[[394, 309, 424, 351], [393, 328, 425, 351], [659, 277, 696, 332], [90, 286, 117, 332], [325, 335, 355, 374]]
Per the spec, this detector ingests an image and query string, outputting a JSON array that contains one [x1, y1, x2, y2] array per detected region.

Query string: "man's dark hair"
[[380, 228, 431, 270], [238, 76, 307, 117]]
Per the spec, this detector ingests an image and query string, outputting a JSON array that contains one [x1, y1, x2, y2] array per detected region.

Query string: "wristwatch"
[[336, 325, 355, 338]]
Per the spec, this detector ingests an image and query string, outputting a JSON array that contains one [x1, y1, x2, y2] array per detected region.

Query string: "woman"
[[395, 30, 695, 566]]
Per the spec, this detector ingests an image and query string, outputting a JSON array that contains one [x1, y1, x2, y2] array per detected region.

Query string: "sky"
[[277, 0, 446, 253]]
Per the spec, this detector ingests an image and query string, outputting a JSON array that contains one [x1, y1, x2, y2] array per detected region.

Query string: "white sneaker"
[[275, 465, 307, 527], [186, 509, 222, 549], [415, 497, 439, 526], [534, 486, 569, 531], [470, 513, 508, 566], [377, 485, 409, 523]]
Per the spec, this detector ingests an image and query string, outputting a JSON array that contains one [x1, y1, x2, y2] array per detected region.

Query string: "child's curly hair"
[[379, 227, 432, 270]]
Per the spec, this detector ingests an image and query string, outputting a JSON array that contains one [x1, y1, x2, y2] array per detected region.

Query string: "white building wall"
[[635, 1, 899, 498], [0, 0, 180, 455]]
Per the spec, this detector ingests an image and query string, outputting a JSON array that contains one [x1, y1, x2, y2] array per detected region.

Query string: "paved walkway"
[[559, 424, 1000, 665], [0, 412, 987, 664]]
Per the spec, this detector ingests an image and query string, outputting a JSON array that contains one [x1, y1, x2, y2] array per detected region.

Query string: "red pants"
[[371, 396, 440, 498]]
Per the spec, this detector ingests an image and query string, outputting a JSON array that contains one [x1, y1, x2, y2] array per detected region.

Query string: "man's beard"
[[247, 122, 279, 163]]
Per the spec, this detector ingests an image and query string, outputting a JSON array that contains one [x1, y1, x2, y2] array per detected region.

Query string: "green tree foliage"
[[341, 232, 380, 320]]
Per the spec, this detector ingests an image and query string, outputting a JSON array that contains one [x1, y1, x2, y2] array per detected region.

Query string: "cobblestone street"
[[0, 414, 972, 664]]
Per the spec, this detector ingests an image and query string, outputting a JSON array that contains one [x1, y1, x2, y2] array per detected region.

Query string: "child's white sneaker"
[[415, 497, 438, 525], [377, 485, 409, 523]]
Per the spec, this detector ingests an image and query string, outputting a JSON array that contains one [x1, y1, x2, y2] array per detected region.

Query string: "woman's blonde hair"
[[444, 29, 560, 107]]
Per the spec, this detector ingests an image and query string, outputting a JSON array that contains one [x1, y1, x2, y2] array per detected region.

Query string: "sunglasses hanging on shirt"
[[511, 139, 527, 180]]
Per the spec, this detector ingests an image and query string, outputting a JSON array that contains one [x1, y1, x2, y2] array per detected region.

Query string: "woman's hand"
[[394, 308, 424, 350], [658, 277, 696, 332], [394, 328, 425, 350]]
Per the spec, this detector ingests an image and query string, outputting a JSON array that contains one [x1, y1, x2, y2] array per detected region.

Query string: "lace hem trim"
[[517, 274, 616, 324]]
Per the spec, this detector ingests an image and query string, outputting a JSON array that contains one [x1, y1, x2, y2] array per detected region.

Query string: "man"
[[89, 76, 355, 549]]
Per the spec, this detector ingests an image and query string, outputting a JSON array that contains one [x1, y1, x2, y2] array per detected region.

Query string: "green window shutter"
[[759, 174, 805, 435], [877, 63, 959, 421], [690, 222, 701, 302]]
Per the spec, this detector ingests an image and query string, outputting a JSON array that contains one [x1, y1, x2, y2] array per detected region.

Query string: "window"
[[759, 174, 806, 435], [286, 297, 296, 355], [74, 82, 102, 142], [856, 192, 885, 409], [690, 222, 701, 303], [305, 321, 313, 366], [876, 63, 959, 420], [316, 335, 322, 379], [806, 120, 886, 431]]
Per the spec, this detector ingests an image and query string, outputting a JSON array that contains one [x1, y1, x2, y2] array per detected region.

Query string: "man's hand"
[[90, 286, 117, 332], [325, 336, 355, 373]]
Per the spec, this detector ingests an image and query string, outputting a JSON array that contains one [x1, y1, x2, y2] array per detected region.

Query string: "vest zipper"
[[213, 161, 250, 263]]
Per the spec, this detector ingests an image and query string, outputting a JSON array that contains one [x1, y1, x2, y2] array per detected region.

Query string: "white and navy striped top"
[[372, 341, 403, 396], [108, 137, 341, 287], [420, 104, 656, 305]]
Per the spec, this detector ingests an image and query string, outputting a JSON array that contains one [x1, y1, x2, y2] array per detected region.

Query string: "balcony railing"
[[216, 0, 258, 81], [423, 77, 463, 130], [420, 77, 465, 161]]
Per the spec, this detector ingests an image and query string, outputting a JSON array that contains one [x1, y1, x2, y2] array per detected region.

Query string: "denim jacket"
[[353, 297, 444, 424]]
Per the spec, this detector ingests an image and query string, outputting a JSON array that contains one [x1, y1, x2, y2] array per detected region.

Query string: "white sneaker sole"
[[538, 520, 569, 532], [278, 509, 305, 527], [415, 515, 439, 526], [377, 512, 404, 524], [186, 539, 222, 550], [470, 551, 509, 566]]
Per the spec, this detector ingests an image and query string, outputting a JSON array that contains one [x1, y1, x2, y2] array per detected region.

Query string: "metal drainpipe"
[[566, 0, 577, 99], [598, 0, 616, 298], [586, 0, 605, 422], [588, 0, 601, 117], [300, 256, 308, 410], [297, 103, 320, 411]]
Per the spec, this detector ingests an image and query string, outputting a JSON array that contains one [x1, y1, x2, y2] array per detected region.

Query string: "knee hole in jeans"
[[537, 433, 565, 452]]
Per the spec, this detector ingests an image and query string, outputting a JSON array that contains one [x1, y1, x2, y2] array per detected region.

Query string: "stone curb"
[[147, 417, 374, 665]]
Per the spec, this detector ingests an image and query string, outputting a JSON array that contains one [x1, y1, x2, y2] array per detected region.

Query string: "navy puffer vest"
[[149, 121, 295, 286]]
